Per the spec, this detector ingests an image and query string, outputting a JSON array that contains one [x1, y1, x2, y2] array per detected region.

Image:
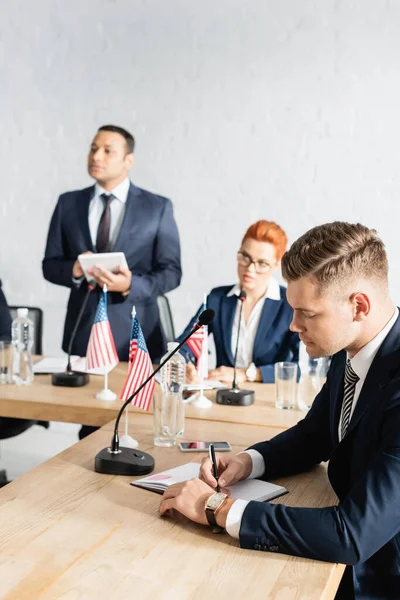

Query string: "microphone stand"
[[52, 284, 95, 387], [95, 308, 215, 476], [216, 291, 255, 407]]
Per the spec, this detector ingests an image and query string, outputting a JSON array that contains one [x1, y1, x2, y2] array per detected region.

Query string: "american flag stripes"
[[86, 289, 119, 371], [186, 326, 206, 359], [120, 312, 155, 411]]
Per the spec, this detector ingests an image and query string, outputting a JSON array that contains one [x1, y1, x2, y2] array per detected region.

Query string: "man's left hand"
[[87, 264, 132, 293], [208, 366, 246, 383], [160, 478, 215, 526]]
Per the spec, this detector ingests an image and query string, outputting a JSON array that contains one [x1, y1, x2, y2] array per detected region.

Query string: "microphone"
[[52, 283, 95, 387], [94, 308, 216, 476], [216, 290, 255, 407]]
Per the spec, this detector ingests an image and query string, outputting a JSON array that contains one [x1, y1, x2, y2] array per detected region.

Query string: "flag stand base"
[[96, 388, 117, 401], [95, 447, 154, 476], [119, 434, 139, 449], [189, 389, 212, 408]]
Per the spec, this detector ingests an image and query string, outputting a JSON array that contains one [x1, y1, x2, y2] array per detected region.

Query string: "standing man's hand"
[[72, 251, 93, 278], [87, 264, 132, 293]]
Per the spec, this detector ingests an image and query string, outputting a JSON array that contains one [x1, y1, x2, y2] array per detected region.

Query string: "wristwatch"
[[205, 492, 228, 527], [246, 362, 258, 382]]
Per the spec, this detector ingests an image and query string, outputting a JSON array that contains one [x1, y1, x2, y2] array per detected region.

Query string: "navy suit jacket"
[[42, 183, 181, 361], [0, 280, 11, 341], [240, 313, 400, 600], [177, 285, 299, 382]]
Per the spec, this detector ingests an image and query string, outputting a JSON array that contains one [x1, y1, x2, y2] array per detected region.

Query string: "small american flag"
[[120, 311, 154, 411], [86, 289, 119, 371], [186, 326, 206, 359]]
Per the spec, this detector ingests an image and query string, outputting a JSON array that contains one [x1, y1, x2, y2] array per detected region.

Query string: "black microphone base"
[[52, 371, 89, 387], [216, 388, 255, 406], [95, 447, 155, 476]]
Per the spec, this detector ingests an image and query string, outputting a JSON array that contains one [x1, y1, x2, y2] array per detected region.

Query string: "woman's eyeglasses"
[[237, 251, 274, 273]]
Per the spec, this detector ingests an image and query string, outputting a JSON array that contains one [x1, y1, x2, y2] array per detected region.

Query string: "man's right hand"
[[72, 251, 92, 278], [199, 452, 253, 488]]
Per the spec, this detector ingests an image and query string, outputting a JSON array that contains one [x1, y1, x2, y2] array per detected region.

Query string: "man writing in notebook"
[[160, 222, 400, 600]]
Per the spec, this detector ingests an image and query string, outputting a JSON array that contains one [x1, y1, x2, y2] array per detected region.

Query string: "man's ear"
[[126, 153, 135, 169], [351, 291, 371, 322]]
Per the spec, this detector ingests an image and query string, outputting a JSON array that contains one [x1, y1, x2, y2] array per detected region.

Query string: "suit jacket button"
[[270, 545, 279, 552], [253, 544, 261, 550]]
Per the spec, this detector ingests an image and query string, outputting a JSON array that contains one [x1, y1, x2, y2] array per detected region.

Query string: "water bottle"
[[11, 308, 34, 385], [154, 342, 185, 447]]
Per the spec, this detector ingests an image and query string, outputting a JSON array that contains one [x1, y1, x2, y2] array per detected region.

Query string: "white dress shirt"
[[88, 177, 130, 249], [225, 306, 399, 539], [227, 278, 281, 369]]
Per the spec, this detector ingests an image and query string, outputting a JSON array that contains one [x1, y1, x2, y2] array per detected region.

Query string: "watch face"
[[206, 493, 226, 510]]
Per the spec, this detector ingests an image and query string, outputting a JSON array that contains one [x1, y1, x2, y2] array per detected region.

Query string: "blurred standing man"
[[43, 125, 181, 436]]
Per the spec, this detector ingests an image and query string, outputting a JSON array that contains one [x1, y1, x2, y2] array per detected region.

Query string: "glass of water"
[[275, 361, 297, 409]]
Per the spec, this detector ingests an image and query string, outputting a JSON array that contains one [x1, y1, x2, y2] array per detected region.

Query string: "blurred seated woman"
[[178, 220, 299, 384]]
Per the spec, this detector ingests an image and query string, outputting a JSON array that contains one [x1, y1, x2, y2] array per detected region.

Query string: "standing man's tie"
[[96, 193, 114, 253], [341, 359, 359, 439]]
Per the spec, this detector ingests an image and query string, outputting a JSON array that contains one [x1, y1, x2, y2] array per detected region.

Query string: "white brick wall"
[[1, 0, 399, 354]]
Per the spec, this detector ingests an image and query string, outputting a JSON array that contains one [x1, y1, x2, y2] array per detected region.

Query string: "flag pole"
[[95, 284, 117, 401], [119, 305, 139, 449], [190, 293, 212, 408]]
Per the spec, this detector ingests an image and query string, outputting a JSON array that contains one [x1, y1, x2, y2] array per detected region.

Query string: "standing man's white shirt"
[[228, 278, 281, 369], [225, 307, 399, 539], [88, 177, 130, 248]]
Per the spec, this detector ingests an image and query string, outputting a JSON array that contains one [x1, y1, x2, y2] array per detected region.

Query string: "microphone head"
[[239, 290, 247, 302], [198, 308, 215, 326]]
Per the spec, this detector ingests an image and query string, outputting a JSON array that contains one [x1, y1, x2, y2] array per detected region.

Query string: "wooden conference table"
[[0, 361, 306, 430], [0, 414, 344, 600]]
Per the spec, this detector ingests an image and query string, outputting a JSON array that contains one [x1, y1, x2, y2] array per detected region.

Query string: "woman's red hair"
[[241, 220, 288, 261]]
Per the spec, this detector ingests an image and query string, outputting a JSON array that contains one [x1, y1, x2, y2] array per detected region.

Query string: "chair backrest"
[[9, 306, 43, 355], [157, 296, 176, 344]]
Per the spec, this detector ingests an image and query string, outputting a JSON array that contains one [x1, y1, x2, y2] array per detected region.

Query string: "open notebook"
[[131, 462, 287, 502]]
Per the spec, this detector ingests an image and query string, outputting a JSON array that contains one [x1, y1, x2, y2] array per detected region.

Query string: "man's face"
[[87, 130, 133, 186], [287, 276, 357, 358]]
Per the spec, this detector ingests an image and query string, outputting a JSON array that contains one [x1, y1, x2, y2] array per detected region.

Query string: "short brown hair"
[[281, 222, 388, 291], [242, 220, 288, 261]]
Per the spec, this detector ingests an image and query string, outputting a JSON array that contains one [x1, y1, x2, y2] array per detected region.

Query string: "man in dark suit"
[[160, 222, 400, 600], [43, 125, 181, 437]]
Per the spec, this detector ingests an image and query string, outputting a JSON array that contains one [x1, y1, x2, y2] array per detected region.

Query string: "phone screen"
[[179, 441, 231, 451]]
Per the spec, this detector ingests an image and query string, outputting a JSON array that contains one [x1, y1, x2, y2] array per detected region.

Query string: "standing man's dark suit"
[[239, 313, 400, 599], [0, 280, 11, 341], [42, 182, 181, 362]]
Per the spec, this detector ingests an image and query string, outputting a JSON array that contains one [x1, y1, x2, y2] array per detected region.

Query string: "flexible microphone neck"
[[66, 283, 95, 371], [232, 290, 246, 390], [110, 308, 215, 453]]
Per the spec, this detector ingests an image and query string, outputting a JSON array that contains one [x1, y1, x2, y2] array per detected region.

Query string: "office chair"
[[157, 295, 176, 344], [0, 306, 48, 487]]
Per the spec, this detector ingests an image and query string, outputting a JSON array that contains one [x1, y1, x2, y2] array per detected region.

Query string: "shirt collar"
[[349, 307, 399, 380], [227, 277, 281, 302], [94, 177, 130, 204]]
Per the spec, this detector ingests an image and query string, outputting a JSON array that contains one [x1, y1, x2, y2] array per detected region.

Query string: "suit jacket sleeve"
[[125, 198, 181, 302], [42, 197, 75, 288], [258, 330, 300, 383], [0, 281, 12, 341], [239, 380, 400, 565]]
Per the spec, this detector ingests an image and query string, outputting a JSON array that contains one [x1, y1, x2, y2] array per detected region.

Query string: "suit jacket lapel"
[[252, 298, 282, 360], [220, 293, 238, 365], [112, 183, 141, 252], [78, 187, 95, 251]]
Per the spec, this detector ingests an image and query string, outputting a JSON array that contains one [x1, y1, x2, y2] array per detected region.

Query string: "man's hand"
[[87, 264, 132, 293], [160, 478, 227, 525], [72, 251, 93, 278], [199, 452, 253, 488], [208, 366, 246, 384]]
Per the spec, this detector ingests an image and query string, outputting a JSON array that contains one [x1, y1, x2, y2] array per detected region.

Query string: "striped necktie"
[[340, 359, 359, 440]]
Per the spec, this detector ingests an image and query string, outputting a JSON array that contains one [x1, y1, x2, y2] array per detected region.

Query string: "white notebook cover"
[[131, 462, 287, 502]]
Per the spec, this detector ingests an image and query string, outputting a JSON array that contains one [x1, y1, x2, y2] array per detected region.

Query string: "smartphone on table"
[[179, 441, 232, 452]]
